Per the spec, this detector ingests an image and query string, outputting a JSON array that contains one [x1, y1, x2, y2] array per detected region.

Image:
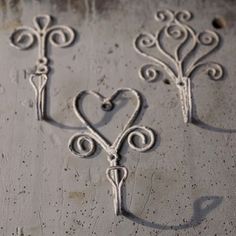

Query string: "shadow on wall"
[[123, 196, 223, 230], [190, 62, 236, 133], [192, 117, 236, 134]]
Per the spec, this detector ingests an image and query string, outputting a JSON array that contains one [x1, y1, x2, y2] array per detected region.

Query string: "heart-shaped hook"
[[69, 88, 156, 215]]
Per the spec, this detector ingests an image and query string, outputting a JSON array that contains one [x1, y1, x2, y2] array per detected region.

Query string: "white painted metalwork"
[[10, 15, 75, 120], [68, 88, 156, 215], [134, 10, 223, 123]]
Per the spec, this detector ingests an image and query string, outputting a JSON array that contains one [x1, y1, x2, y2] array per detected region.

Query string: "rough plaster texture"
[[0, 0, 235, 235]]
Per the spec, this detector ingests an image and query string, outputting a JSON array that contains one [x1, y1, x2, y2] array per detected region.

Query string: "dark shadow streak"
[[123, 196, 223, 230], [44, 22, 79, 129], [190, 60, 236, 133], [191, 68, 236, 133], [192, 117, 236, 133]]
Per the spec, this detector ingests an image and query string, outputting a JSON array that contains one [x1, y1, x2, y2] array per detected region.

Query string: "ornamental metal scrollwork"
[[134, 10, 224, 123], [10, 15, 75, 121], [68, 88, 156, 215]]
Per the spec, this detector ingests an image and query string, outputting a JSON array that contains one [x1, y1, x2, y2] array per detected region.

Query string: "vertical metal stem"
[[16, 227, 24, 236], [38, 33, 46, 120], [111, 160, 121, 215], [39, 75, 46, 120], [178, 77, 192, 123]]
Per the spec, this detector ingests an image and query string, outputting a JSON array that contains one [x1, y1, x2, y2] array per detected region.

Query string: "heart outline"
[[72, 88, 143, 158]]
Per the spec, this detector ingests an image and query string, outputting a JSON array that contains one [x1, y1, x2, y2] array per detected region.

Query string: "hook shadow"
[[191, 70, 236, 133], [192, 117, 236, 133], [123, 196, 223, 230], [42, 21, 80, 127]]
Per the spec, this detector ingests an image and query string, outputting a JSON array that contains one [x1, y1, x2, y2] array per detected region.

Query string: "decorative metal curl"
[[68, 88, 156, 215], [10, 15, 75, 120], [134, 9, 224, 123], [139, 64, 162, 82]]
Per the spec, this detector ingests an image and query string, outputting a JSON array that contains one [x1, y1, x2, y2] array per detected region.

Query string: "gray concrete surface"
[[0, 0, 235, 235]]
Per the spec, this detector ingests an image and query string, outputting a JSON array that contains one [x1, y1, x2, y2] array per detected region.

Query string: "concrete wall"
[[0, 0, 235, 235]]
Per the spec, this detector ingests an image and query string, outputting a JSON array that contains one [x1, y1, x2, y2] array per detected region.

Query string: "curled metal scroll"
[[68, 88, 156, 215], [134, 10, 224, 123], [10, 15, 75, 120]]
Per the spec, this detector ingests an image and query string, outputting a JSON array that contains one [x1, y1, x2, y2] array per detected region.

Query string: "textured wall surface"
[[0, 0, 236, 235]]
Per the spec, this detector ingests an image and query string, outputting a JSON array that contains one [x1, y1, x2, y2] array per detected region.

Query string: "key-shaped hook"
[[10, 15, 75, 120]]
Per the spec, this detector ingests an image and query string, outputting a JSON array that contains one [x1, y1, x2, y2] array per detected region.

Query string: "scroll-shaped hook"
[[134, 9, 224, 123]]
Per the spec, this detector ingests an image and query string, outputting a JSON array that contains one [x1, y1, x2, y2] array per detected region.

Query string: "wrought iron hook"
[[134, 10, 224, 123], [10, 15, 75, 120], [68, 88, 156, 215]]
